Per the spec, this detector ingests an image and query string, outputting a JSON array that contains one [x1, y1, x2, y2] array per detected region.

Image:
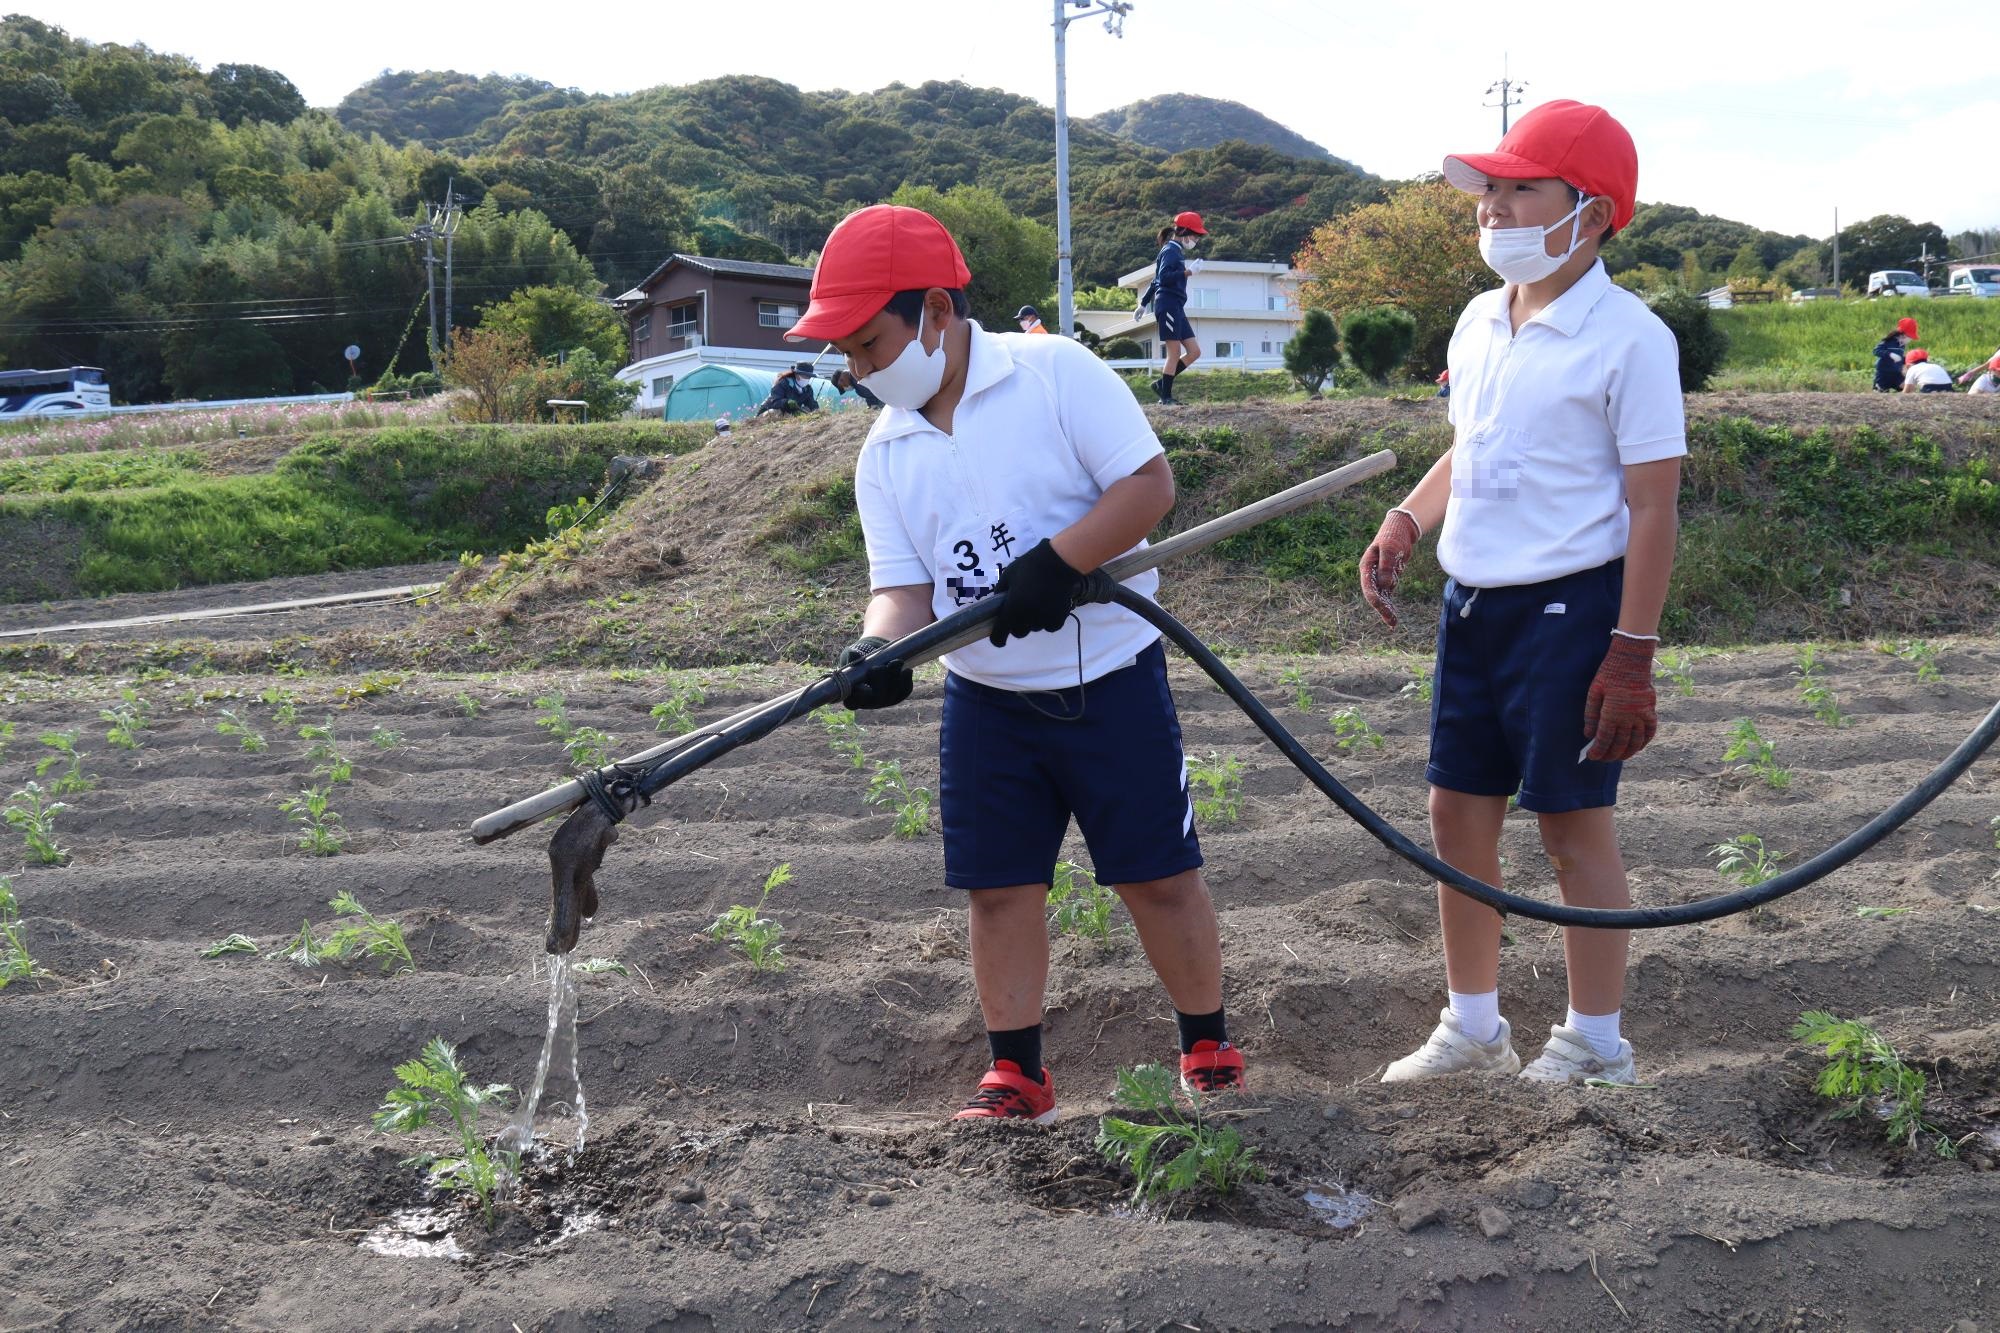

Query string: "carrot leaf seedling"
[[1791, 1010, 1952, 1156], [1329, 706, 1385, 754], [865, 759, 932, 839], [34, 730, 92, 795], [707, 863, 791, 971], [214, 708, 267, 753], [1399, 667, 1434, 704], [299, 718, 353, 785], [1653, 649, 1695, 698], [1722, 718, 1792, 790], [1277, 665, 1312, 712], [0, 877, 47, 989], [534, 692, 614, 771], [280, 786, 344, 856], [201, 933, 260, 958], [369, 726, 405, 752], [374, 1037, 520, 1226], [260, 685, 300, 727], [814, 706, 868, 769], [651, 681, 708, 736], [325, 890, 415, 974], [99, 688, 149, 750], [453, 691, 482, 718], [1049, 860, 1119, 940], [1189, 753, 1244, 825], [0, 720, 14, 763], [1886, 639, 1942, 684], [1710, 834, 1785, 888], [1095, 1062, 1263, 1211], [573, 957, 629, 976], [5, 783, 69, 866], [1792, 646, 1849, 728], [282, 919, 335, 966]]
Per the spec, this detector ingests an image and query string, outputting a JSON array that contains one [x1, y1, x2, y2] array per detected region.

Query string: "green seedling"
[[865, 759, 932, 839], [453, 691, 482, 718], [34, 730, 92, 794], [280, 786, 344, 856], [1048, 860, 1119, 940], [214, 708, 267, 753], [650, 681, 708, 736], [1722, 718, 1792, 790], [814, 706, 868, 769], [4, 783, 69, 866], [1792, 646, 1849, 728], [573, 957, 629, 976], [563, 726, 615, 772], [1887, 639, 1942, 684], [1399, 668, 1434, 704], [374, 1037, 520, 1226], [260, 685, 300, 727], [1095, 1063, 1263, 1211], [282, 918, 334, 966], [1188, 753, 1244, 825], [336, 672, 405, 704], [1855, 905, 1913, 920], [99, 688, 149, 750], [1653, 649, 1696, 698], [0, 720, 14, 763], [707, 863, 792, 971], [299, 718, 353, 784], [1709, 834, 1785, 888], [533, 692, 571, 736], [324, 890, 414, 974], [1277, 665, 1312, 712], [0, 876, 47, 989], [1328, 706, 1385, 754], [1791, 1010, 1951, 1156], [369, 726, 406, 752], [200, 933, 260, 958]]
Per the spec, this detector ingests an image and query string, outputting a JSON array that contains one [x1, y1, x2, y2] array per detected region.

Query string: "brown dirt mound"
[[4, 636, 1997, 1328]]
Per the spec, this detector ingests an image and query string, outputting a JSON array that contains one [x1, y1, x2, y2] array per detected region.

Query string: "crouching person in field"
[[787, 203, 1244, 1122]]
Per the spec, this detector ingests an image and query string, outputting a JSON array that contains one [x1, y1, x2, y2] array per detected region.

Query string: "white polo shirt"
[[1903, 361, 1953, 389], [1438, 261, 1687, 588], [854, 322, 1164, 691]]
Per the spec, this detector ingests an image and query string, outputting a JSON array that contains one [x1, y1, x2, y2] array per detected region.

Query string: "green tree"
[[1643, 290, 1728, 392], [1282, 308, 1340, 396], [205, 64, 306, 128], [1726, 242, 1768, 282], [1836, 214, 1948, 285], [478, 285, 625, 364], [888, 182, 1056, 328], [1340, 305, 1416, 383]]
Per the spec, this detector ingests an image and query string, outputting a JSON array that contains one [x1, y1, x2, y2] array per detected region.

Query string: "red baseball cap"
[[787, 205, 972, 343], [1443, 99, 1639, 235], [1173, 211, 1207, 235], [1896, 317, 1919, 338], [1907, 348, 1929, 363], [1988, 352, 2000, 371]]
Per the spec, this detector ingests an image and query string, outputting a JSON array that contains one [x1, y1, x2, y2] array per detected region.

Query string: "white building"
[[1076, 260, 1304, 370]]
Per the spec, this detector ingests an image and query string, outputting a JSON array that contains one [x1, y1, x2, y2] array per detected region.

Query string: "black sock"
[[1174, 1006, 1228, 1055], [987, 1024, 1045, 1081]]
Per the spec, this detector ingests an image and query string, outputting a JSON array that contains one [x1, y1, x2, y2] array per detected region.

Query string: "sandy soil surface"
[[3, 627, 1997, 1331]]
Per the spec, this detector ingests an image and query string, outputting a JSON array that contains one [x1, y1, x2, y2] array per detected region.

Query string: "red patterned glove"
[[1583, 634, 1658, 762], [1359, 509, 1421, 628]]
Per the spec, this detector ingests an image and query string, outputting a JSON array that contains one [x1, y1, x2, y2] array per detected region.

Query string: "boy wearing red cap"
[[787, 204, 1243, 1122], [1875, 318, 1919, 392], [1146, 212, 1208, 404], [1900, 348, 1955, 393], [1357, 101, 1686, 1087]]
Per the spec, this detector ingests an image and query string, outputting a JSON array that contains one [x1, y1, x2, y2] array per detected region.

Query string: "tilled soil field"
[[3, 637, 1998, 1331]]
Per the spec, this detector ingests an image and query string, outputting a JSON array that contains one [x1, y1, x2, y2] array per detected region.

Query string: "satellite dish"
[[344, 344, 361, 363]]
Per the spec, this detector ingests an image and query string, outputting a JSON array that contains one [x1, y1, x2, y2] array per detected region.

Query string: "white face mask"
[[860, 305, 948, 410], [1478, 195, 1594, 285]]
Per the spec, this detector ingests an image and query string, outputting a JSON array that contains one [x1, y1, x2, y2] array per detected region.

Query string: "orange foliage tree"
[[1293, 180, 1490, 376]]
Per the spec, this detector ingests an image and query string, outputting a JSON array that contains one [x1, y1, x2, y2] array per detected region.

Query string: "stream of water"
[[500, 951, 588, 1158]]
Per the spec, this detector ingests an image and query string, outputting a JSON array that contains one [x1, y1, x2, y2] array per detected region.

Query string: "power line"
[[1484, 54, 1526, 136]]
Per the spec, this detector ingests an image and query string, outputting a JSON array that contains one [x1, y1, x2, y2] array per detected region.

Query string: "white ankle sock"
[[1566, 1007, 1623, 1059], [1448, 989, 1502, 1044]]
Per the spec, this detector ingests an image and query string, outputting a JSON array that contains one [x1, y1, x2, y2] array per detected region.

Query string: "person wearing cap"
[[1146, 212, 1208, 404], [784, 203, 1243, 1122], [1900, 348, 1955, 393], [1874, 317, 1919, 392], [756, 362, 820, 416], [1967, 353, 2000, 395], [1016, 305, 1050, 335], [712, 416, 733, 438], [1357, 100, 1686, 1089], [829, 367, 883, 408]]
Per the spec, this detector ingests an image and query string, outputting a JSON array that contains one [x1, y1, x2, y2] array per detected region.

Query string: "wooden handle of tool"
[[470, 448, 1395, 843]]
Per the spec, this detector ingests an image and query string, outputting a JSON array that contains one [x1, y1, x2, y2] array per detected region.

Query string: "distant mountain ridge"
[[1091, 94, 1360, 171]]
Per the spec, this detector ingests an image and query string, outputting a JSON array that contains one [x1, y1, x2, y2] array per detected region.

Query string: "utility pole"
[[412, 217, 440, 371], [1484, 53, 1526, 136], [440, 181, 463, 362], [1053, 0, 1132, 344], [1831, 207, 1840, 292]]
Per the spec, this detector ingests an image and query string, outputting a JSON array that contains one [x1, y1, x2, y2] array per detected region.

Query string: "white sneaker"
[[1519, 1025, 1639, 1085], [1381, 1008, 1521, 1083]]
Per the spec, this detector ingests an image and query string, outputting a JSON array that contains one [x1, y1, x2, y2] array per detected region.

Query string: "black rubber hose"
[[1111, 588, 2000, 930]]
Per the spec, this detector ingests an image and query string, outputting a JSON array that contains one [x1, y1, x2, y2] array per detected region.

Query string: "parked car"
[[1788, 287, 1842, 302], [1946, 265, 2000, 298], [1867, 270, 1931, 298]]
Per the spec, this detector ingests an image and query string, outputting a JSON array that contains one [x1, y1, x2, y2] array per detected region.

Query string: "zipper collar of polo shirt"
[[1486, 259, 1615, 338], [865, 321, 1016, 444]]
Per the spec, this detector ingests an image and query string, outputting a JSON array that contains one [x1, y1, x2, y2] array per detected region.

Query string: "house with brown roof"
[[614, 255, 822, 413]]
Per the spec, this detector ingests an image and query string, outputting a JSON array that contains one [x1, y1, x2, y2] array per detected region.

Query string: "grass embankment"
[[0, 421, 712, 601], [409, 398, 1998, 672], [1712, 299, 2000, 391]]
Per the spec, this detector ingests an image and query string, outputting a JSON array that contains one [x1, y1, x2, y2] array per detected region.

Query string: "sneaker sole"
[[1381, 1051, 1521, 1083], [951, 1106, 1059, 1125]]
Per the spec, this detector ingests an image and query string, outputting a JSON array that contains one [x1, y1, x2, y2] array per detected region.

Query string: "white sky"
[[40, 0, 1999, 240]]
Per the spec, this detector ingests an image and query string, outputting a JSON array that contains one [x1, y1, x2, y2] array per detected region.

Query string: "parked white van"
[[1947, 265, 2000, 298], [1866, 270, 1931, 298]]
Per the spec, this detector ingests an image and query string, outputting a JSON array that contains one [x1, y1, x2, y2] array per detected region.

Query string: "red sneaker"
[[1180, 1040, 1245, 1096], [952, 1060, 1058, 1124]]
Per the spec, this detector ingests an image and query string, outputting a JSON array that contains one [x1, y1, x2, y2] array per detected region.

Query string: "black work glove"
[[838, 635, 913, 710], [989, 539, 1090, 647], [546, 801, 617, 954]]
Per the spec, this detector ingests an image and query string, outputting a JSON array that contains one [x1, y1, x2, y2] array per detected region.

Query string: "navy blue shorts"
[[1156, 301, 1196, 343], [939, 641, 1202, 889], [1426, 560, 1625, 814]]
